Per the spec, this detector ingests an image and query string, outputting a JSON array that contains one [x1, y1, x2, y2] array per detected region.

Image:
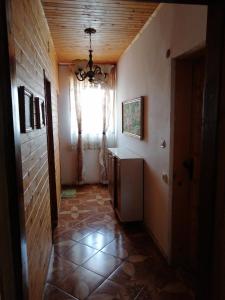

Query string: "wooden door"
[[189, 57, 205, 270], [44, 73, 58, 233], [0, 1, 29, 299], [172, 51, 205, 273]]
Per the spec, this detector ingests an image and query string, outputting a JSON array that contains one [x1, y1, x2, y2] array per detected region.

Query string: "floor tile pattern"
[[44, 184, 195, 300]]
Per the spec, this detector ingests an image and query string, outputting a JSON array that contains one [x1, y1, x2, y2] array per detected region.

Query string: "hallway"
[[44, 185, 194, 300]]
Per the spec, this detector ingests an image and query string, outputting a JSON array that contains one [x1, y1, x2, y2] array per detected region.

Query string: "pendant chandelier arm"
[[75, 70, 87, 81], [94, 65, 102, 74], [74, 28, 108, 83]]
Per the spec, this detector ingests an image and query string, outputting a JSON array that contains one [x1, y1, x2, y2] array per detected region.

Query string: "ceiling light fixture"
[[75, 28, 106, 83]]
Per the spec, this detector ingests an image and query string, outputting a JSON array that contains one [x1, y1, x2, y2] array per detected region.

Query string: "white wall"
[[117, 4, 207, 258], [58, 66, 100, 184]]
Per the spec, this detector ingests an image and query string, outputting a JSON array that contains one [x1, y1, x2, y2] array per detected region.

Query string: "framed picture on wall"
[[35, 97, 46, 129], [122, 96, 144, 139], [18, 86, 34, 133]]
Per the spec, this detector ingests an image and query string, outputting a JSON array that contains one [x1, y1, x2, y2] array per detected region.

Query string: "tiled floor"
[[44, 184, 195, 300]]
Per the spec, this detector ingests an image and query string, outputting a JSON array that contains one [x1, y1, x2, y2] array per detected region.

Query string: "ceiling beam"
[[125, 0, 210, 4]]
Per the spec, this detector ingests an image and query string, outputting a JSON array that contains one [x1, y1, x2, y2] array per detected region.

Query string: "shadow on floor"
[[44, 184, 195, 300]]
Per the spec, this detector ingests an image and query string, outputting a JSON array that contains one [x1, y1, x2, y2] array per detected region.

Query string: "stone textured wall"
[[11, 0, 61, 298]]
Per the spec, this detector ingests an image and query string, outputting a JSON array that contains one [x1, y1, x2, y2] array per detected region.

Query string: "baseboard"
[[61, 183, 109, 190], [61, 184, 76, 189], [144, 223, 169, 263]]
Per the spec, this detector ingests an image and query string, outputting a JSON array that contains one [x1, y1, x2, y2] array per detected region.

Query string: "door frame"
[[0, 0, 28, 299], [44, 72, 58, 233], [171, 49, 205, 270], [198, 5, 225, 300], [2, 1, 225, 300]]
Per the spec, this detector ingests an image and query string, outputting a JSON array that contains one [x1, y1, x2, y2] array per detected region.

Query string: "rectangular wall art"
[[18, 86, 34, 133], [122, 96, 144, 139], [35, 97, 46, 129]]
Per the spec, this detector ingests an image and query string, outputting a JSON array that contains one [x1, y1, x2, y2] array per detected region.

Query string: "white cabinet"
[[108, 148, 143, 222]]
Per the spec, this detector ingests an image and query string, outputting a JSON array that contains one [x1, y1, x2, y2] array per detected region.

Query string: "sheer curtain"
[[70, 67, 116, 184]]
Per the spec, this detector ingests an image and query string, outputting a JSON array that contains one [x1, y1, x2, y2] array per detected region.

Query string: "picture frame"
[[35, 97, 46, 129], [18, 86, 34, 133], [122, 96, 144, 139]]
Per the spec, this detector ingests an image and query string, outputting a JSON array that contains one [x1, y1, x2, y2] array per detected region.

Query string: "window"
[[70, 78, 115, 149]]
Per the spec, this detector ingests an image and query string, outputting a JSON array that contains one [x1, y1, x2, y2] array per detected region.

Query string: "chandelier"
[[75, 28, 106, 83]]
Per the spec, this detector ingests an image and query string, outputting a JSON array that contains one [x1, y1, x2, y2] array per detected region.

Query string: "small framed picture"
[[35, 97, 46, 129], [122, 96, 144, 139], [18, 86, 34, 133]]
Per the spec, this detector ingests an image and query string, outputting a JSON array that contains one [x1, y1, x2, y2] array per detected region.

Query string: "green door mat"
[[61, 189, 76, 199]]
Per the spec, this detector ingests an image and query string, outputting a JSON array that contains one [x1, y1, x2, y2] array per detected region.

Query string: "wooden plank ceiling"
[[42, 0, 159, 63]]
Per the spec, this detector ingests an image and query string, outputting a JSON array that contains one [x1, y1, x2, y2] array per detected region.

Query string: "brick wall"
[[11, 0, 61, 298]]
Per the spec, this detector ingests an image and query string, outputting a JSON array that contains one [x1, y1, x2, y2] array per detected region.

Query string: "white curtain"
[[70, 67, 116, 184]]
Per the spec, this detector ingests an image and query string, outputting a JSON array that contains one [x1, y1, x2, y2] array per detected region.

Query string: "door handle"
[[182, 158, 194, 180]]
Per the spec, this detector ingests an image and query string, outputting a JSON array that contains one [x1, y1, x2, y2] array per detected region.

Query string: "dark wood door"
[[44, 74, 58, 233], [172, 52, 205, 273], [188, 57, 205, 271], [0, 1, 29, 299]]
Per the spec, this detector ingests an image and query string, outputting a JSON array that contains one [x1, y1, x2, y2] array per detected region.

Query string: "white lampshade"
[[100, 64, 113, 74], [73, 59, 88, 72]]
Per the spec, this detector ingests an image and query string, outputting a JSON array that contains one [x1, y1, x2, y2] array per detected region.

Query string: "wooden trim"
[[18, 86, 34, 133], [61, 184, 76, 189], [35, 97, 46, 129], [171, 57, 193, 267], [44, 71, 58, 233], [213, 26, 225, 299], [198, 4, 225, 300], [122, 97, 144, 140], [0, 0, 29, 299], [144, 222, 169, 262], [128, 0, 209, 3]]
